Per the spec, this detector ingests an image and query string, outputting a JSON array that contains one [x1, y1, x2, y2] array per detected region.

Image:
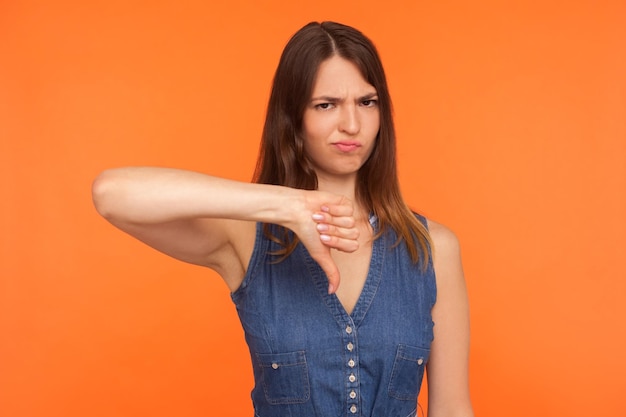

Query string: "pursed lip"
[[332, 141, 361, 152]]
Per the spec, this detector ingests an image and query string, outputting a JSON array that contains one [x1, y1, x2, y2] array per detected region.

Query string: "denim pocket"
[[388, 344, 429, 401], [257, 350, 310, 405]]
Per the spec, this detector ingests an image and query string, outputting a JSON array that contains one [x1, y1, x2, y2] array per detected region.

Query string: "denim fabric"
[[231, 215, 436, 417]]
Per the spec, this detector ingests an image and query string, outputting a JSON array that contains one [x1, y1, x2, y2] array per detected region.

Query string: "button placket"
[[343, 318, 359, 416]]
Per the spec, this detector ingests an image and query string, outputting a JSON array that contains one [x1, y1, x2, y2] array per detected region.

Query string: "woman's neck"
[[316, 174, 369, 222], [316, 173, 357, 199]]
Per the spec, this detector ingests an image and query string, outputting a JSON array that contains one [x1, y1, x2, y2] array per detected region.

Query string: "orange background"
[[1, 1, 625, 416]]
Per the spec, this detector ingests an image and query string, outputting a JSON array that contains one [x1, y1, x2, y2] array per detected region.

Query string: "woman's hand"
[[286, 192, 359, 294]]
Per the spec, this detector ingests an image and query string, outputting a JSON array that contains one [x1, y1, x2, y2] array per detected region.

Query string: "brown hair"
[[253, 21, 431, 266]]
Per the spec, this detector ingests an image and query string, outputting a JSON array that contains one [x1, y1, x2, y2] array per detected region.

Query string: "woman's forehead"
[[310, 56, 376, 97]]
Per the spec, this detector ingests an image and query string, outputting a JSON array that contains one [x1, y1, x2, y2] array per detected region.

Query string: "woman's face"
[[301, 55, 380, 183]]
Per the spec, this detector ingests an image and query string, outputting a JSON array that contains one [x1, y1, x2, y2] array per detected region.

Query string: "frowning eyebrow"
[[310, 92, 378, 103]]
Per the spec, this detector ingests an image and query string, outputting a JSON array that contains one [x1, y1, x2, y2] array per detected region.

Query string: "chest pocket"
[[256, 351, 311, 404], [388, 344, 430, 401]]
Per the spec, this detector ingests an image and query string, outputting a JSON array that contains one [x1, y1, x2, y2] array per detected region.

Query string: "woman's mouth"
[[333, 142, 361, 152]]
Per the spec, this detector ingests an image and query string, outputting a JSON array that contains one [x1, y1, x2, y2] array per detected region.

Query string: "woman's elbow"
[[91, 169, 121, 220]]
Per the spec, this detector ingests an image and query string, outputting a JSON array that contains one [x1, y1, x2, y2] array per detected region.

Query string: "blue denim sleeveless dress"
[[231, 215, 436, 417]]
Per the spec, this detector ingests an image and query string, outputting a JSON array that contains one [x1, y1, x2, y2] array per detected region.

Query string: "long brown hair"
[[253, 21, 431, 266]]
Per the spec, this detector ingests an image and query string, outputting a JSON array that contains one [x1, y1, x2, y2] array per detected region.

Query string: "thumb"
[[314, 253, 341, 294]]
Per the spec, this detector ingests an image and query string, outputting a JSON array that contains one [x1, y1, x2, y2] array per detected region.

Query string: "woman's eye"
[[315, 103, 334, 110], [361, 99, 377, 107]]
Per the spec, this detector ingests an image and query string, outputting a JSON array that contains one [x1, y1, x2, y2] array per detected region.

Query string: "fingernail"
[[328, 284, 335, 294], [320, 234, 331, 242], [316, 223, 329, 231], [312, 213, 324, 221], [321, 205, 330, 212]]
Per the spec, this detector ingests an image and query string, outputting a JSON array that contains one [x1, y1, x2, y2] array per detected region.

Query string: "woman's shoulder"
[[425, 218, 462, 271], [426, 219, 460, 251], [424, 218, 466, 300]]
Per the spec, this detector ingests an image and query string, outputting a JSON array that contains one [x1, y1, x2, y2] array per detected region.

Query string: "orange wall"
[[1, 1, 625, 416]]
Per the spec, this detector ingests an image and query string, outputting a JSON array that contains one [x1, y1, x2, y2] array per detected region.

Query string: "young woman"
[[93, 21, 473, 417]]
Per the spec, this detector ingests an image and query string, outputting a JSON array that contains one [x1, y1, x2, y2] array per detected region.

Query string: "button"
[[349, 390, 357, 399], [346, 326, 353, 334], [347, 342, 354, 351], [348, 373, 356, 382], [348, 359, 355, 367], [271, 363, 279, 369], [350, 404, 357, 413], [417, 358, 424, 365]]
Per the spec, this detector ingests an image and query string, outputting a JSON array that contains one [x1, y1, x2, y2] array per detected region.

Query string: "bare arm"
[[92, 167, 358, 292], [426, 220, 474, 417]]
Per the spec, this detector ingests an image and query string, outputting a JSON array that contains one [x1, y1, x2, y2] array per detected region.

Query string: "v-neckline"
[[302, 214, 386, 327]]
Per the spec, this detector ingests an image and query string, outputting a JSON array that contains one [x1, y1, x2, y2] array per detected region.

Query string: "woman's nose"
[[338, 105, 360, 135]]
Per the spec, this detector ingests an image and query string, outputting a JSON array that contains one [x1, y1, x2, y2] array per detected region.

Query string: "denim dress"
[[231, 215, 436, 417]]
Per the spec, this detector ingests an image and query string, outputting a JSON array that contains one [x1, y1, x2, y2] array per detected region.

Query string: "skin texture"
[[92, 55, 473, 417]]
